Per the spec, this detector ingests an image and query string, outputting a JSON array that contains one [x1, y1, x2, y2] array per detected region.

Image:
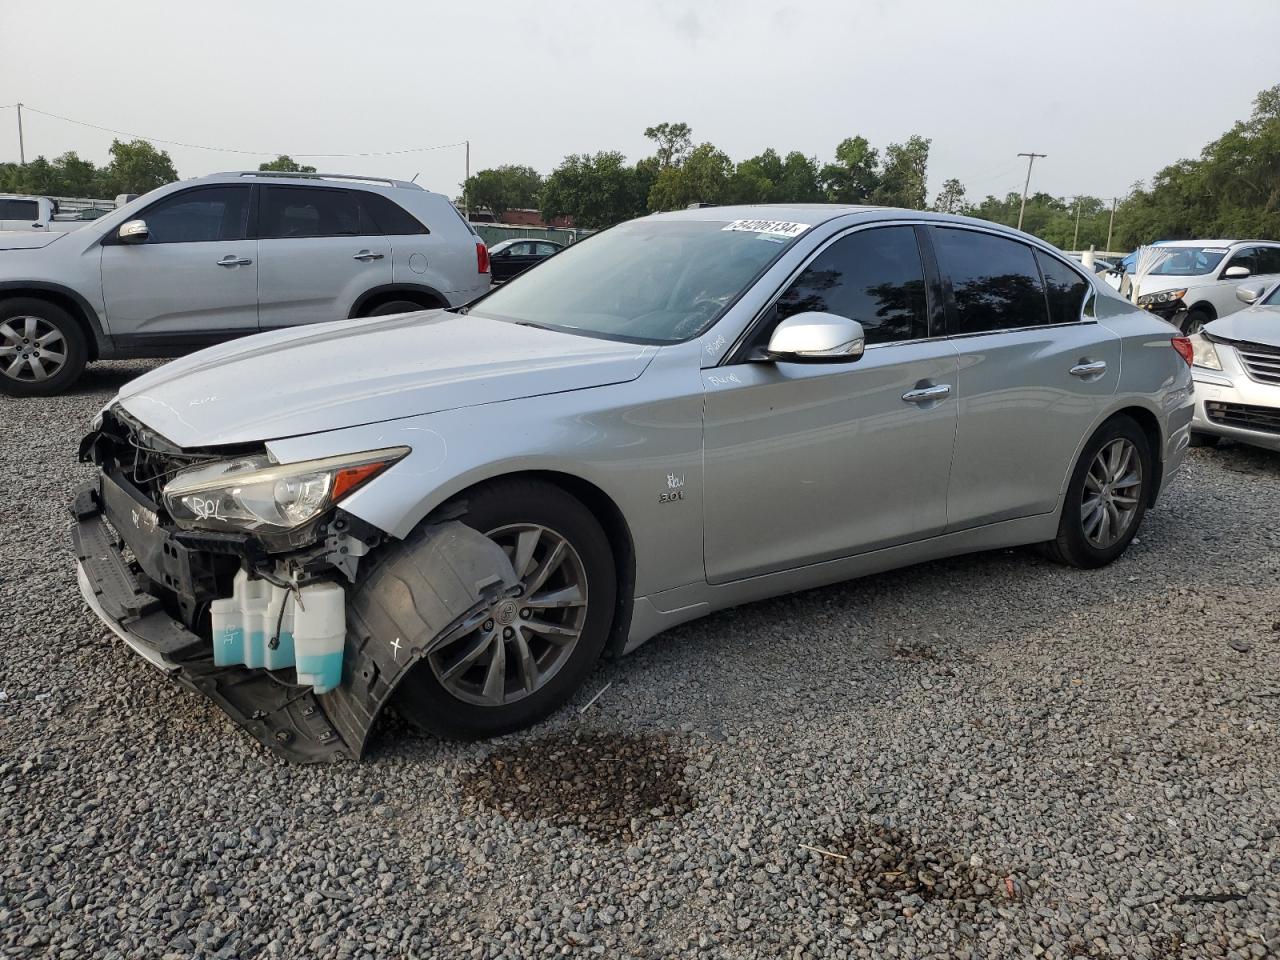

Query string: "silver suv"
[[0, 172, 490, 395], [71, 205, 1195, 760]]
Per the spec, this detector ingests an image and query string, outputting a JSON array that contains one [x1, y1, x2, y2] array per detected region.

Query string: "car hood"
[[0, 231, 64, 250], [117, 310, 658, 447], [1204, 305, 1280, 348]]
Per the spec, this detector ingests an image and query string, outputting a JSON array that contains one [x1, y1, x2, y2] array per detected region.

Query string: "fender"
[[348, 283, 449, 318], [0, 280, 111, 358]]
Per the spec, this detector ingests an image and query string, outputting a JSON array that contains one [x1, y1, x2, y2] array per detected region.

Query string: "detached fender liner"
[[70, 480, 518, 763]]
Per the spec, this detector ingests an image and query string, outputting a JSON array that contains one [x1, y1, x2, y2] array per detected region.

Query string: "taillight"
[[476, 241, 490, 274], [1171, 336, 1194, 366]]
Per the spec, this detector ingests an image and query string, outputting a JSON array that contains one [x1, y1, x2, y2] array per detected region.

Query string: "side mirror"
[[1224, 265, 1251, 279], [117, 219, 149, 244], [762, 312, 865, 363], [1236, 284, 1263, 305]]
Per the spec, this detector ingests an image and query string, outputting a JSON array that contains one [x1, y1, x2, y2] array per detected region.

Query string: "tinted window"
[[774, 226, 928, 345], [260, 186, 361, 239], [2, 198, 40, 220], [360, 192, 427, 235], [934, 228, 1048, 333], [1224, 247, 1258, 275], [141, 187, 250, 243], [1254, 246, 1280, 275], [1036, 252, 1090, 325]]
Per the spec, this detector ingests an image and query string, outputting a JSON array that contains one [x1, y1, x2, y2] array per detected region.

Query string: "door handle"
[[353, 250, 385, 261], [902, 383, 952, 404], [1069, 360, 1108, 378], [217, 256, 252, 267]]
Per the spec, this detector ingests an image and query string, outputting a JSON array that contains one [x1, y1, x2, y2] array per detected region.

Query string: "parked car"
[[1188, 280, 1280, 451], [71, 206, 1194, 760], [488, 238, 564, 283], [1104, 239, 1280, 333], [0, 172, 490, 396], [0, 194, 92, 233]]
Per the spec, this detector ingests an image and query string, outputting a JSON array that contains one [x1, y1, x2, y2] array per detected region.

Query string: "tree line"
[[4, 84, 1276, 252]]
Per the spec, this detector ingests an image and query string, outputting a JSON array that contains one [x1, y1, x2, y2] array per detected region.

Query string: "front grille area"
[[1236, 343, 1280, 385], [1205, 401, 1280, 435]]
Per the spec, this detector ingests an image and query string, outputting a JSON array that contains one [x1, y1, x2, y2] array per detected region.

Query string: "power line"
[[9, 104, 467, 159]]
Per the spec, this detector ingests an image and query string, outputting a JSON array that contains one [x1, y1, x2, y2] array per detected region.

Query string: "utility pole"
[[1072, 198, 1082, 250], [1016, 152, 1046, 231], [1105, 197, 1118, 253], [16, 102, 25, 165], [463, 139, 470, 220]]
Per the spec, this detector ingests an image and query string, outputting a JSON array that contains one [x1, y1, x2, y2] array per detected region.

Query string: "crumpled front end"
[[71, 407, 517, 762]]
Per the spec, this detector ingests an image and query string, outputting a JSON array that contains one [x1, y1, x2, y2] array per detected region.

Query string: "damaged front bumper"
[[70, 478, 509, 763]]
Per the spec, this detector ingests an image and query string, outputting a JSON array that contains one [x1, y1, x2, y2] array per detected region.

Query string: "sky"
[[2, 0, 1278, 205]]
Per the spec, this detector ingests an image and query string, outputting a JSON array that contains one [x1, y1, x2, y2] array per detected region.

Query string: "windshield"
[[470, 218, 804, 343], [1145, 246, 1228, 276]]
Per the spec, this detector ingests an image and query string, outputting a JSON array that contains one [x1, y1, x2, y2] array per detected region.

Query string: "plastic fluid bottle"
[[209, 597, 244, 667], [292, 582, 347, 694], [264, 585, 296, 671]]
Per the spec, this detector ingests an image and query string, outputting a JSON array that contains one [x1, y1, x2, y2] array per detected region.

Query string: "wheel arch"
[[1185, 300, 1216, 321], [432, 469, 638, 660], [349, 283, 448, 318], [1111, 405, 1164, 506], [0, 281, 107, 360]]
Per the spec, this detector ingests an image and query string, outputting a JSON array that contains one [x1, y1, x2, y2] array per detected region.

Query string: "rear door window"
[[1036, 252, 1091, 325], [1255, 246, 1280, 275], [259, 186, 362, 239], [533, 242, 559, 256], [933, 228, 1049, 333], [139, 186, 251, 243], [774, 225, 929, 345], [359, 192, 428, 235]]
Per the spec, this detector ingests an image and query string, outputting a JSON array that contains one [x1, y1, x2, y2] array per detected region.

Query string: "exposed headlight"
[[1137, 288, 1188, 306], [162, 447, 409, 533], [1189, 334, 1222, 371]]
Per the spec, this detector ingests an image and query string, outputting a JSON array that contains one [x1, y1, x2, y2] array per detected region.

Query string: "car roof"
[[203, 171, 427, 192]]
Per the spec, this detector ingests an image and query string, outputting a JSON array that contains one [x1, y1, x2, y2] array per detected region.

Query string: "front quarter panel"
[[265, 341, 708, 599]]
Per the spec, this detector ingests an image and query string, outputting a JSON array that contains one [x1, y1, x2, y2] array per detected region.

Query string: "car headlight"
[[162, 446, 409, 533], [1137, 288, 1188, 307], [1189, 334, 1222, 371]]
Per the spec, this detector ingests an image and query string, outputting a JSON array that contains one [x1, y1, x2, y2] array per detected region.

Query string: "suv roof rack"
[[224, 171, 425, 191]]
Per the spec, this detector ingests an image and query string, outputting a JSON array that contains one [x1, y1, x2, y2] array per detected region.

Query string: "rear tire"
[[364, 299, 436, 317], [0, 297, 88, 397], [393, 479, 616, 739], [1042, 415, 1152, 569]]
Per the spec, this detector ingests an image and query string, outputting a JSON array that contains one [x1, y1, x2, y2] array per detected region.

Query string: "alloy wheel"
[[1080, 438, 1143, 549], [428, 523, 588, 707], [0, 316, 68, 383]]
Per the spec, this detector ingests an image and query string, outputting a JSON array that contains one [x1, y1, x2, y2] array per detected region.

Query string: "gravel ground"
[[2, 360, 1278, 960]]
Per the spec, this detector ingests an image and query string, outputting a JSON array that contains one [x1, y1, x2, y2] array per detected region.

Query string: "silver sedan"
[[72, 206, 1195, 759]]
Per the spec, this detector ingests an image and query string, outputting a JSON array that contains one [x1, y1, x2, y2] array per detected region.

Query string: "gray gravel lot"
[[2, 360, 1279, 960]]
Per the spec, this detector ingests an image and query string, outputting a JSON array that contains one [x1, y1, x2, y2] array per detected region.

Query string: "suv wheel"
[[0, 298, 88, 397], [1042, 415, 1152, 569], [391, 480, 616, 738]]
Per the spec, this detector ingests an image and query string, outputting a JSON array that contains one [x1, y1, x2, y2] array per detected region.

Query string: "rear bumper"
[[70, 481, 353, 762]]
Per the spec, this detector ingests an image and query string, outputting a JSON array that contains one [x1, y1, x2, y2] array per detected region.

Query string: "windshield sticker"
[[1202, 247, 1228, 253], [722, 219, 811, 238]]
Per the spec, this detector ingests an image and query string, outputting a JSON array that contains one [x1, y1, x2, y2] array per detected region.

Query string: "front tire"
[[393, 479, 616, 739], [1181, 309, 1211, 335], [1042, 416, 1152, 569], [364, 299, 436, 317], [0, 298, 88, 397]]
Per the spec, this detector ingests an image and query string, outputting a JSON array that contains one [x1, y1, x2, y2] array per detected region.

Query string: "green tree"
[[872, 135, 931, 209], [102, 139, 178, 195], [463, 164, 544, 222], [258, 155, 317, 173], [647, 143, 733, 211], [540, 152, 649, 229], [821, 136, 880, 203], [643, 122, 693, 170], [932, 177, 968, 214]]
